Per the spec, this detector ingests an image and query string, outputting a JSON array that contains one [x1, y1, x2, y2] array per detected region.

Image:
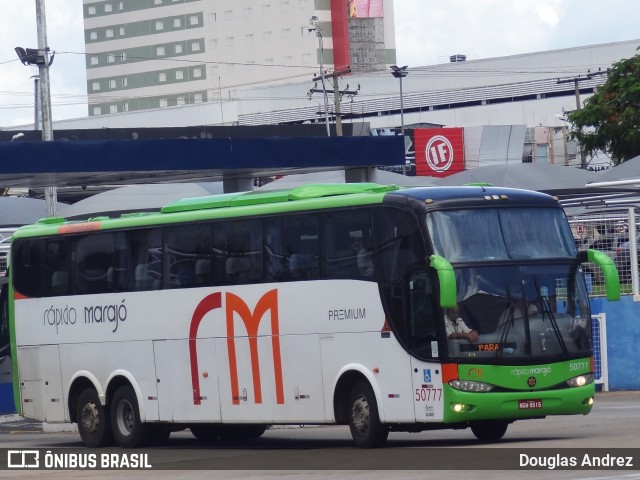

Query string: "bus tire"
[[110, 385, 151, 448], [190, 424, 221, 442], [76, 388, 113, 448], [219, 424, 268, 440], [348, 380, 389, 448], [470, 420, 509, 442]]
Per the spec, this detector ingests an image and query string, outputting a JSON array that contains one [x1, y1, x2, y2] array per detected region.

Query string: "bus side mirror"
[[579, 249, 620, 301], [429, 254, 457, 308]]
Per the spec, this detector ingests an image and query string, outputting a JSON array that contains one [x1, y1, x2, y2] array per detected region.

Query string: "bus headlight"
[[449, 380, 495, 392], [566, 373, 594, 387]]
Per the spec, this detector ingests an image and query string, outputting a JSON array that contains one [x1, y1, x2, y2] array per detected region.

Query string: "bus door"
[[405, 271, 445, 422]]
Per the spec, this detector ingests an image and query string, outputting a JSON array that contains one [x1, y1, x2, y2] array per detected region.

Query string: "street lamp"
[[309, 16, 330, 136], [390, 65, 409, 173], [14, 0, 58, 217]]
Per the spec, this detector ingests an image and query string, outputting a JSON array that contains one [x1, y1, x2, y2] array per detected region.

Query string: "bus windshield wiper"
[[539, 294, 567, 354]]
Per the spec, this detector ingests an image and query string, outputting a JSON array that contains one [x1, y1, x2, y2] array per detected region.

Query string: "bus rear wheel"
[[348, 380, 389, 448], [470, 420, 509, 442], [76, 388, 113, 448], [110, 385, 152, 448]]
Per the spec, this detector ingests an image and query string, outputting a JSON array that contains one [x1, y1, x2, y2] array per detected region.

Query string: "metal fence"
[[568, 208, 639, 296]]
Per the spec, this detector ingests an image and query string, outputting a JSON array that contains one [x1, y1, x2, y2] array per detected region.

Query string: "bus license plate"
[[518, 399, 542, 409]]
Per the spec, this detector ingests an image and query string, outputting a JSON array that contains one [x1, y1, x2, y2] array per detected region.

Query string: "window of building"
[[105, 3, 112, 12], [156, 20, 164, 31], [282, 28, 291, 39], [123, 103, 129, 112], [175, 44, 183, 54], [245, 33, 254, 43], [262, 4, 271, 15], [177, 96, 185, 106], [154, 0, 162, 4], [225, 36, 234, 47], [208, 12, 216, 23], [88, 6, 96, 15], [193, 67, 202, 78], [280, 1, 290, 11], [121, 78, 128, 87], [118, 2, 124, 10], [119, 27, 125, 35], [157, 46, 165, 56], [106, 29, 114, 38], [176, 70, 184, 80], [191, 41, 201, 51], [159, 98, 168, 108], [90, 56, 99, 66], [263, 31, 272, 41], [121, 52, 126, 61], [90, 31, 98, 40], [173, 18, 181, 28], [159, 72, 167, 82], [109, 79, 116, 89], [194, 93, 203, 103], [189, 15, 199, 25], [244, 7, 253, 17], [107, 54, 115, 63], [92, 82, 100, 91], [224, 10, 232, 20], [110, 104, 118, 114], [299, 0, 309, 8], [93, 106, 102, 115], [209, 39, 218, 49]]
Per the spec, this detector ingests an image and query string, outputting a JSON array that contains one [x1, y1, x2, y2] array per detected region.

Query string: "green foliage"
[[567, 47, 640, 165]]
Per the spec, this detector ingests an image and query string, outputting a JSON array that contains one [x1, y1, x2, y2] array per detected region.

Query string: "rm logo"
[[189, 289, 284, 406]]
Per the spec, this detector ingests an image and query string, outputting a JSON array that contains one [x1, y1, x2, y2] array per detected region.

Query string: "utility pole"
[[557, 68, 609, 169], [36, 0, 57, 217], [309, 68, 359, 137]]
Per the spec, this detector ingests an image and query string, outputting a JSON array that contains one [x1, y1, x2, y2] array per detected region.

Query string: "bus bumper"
[[441, 383, 595, 423]]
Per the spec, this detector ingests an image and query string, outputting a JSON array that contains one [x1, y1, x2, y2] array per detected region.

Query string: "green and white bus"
[[4, 183, 619, 448]]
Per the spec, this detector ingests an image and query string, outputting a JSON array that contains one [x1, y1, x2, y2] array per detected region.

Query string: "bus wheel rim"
[[116, 400, 135, 435], [81, 402, 100, 434], [352, 395, 370, 434]]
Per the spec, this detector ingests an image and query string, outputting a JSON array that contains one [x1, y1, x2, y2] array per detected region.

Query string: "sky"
[[0, 0, 639, 128]]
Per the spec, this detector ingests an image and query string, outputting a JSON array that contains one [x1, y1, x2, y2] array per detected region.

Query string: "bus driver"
[[444, 305, 479, 343]]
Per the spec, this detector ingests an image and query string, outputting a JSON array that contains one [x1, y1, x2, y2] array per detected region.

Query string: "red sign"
[[414, 128, 465, 177]]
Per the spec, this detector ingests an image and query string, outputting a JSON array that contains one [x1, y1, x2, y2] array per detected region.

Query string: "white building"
[[82, 0, 397, 118]]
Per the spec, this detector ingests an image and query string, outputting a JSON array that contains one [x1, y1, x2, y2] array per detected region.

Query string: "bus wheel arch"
[[109, 383, 152, 448], [68, 373, 103, 424], [333, 370, 369, 424]]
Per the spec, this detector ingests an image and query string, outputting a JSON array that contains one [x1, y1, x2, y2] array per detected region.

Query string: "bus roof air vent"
[[161, 183, 398, 214]]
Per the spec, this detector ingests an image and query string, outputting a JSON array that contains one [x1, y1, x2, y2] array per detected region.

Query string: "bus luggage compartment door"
[[17, 345, 65, 421]]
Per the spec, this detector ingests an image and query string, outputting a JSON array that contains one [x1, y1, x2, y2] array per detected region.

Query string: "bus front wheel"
[[76, 388, 113, 448], [110, 385, 151, 448], [348, 380, 389, 448], [470, 420, 509, 442]]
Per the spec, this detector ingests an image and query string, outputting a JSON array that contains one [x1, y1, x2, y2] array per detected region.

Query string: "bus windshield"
[[426, 207, 577, 262], [446, 264, 591, 361]]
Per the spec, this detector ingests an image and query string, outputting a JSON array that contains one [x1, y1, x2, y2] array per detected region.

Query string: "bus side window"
[[285, 216, 319, 281], [129, 228, 162, 291], [44, 239, 70, 297], [12, 238, 44, 298], [165, 224, 211, 289], [324, 209, 373, 279], [224, 220, 263, 285], [73, 233, 116, 295]]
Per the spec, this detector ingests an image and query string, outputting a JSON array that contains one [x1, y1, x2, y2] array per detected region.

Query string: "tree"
[[568, 48, 640, 166]]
